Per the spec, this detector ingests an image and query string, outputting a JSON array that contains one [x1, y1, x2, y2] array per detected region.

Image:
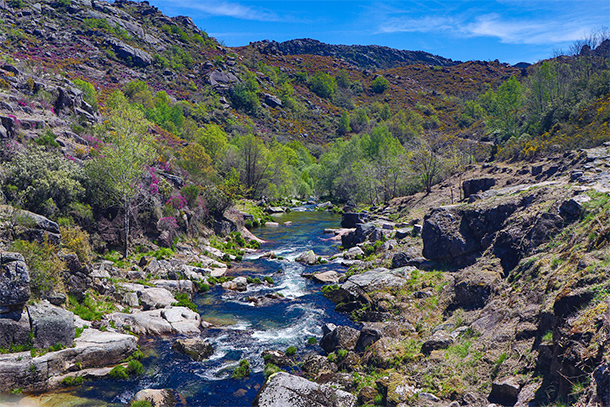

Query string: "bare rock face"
[[462, 177, 496, 199], [105, 37, 153, 67], [301, 354, 337, 378], [0, 308, 31, 349], [28, 301, 75, 349], [361, 337, 406, 369], [252, 371, 357, 407], [0, 252, 30, 311], [139, 287, 176, 310], [320, 325, 360, 354]]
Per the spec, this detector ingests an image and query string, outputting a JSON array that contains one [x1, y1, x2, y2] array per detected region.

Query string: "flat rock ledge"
[[253, 372, 356, 407], [0, 329, 136, 392]]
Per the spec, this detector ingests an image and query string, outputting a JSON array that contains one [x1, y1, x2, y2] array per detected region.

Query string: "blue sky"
[[149, 0, 609, 64]]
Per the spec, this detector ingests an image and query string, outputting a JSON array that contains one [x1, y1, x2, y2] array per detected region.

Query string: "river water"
[[68, 209, 353, 406]]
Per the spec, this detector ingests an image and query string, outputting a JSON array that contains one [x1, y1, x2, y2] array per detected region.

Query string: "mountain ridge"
[[246, 38, 460, 70]]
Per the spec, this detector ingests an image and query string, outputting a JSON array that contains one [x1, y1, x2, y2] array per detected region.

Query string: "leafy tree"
[[371, 76, 390, 93], [479, 76, 524, 141], [338, 111, 351, 135], [177, 143, 214, 180], [309, 72, 337, 99], [335, 69, 351, 89], [86, 91, 155, 257], [73, 78, 98, 111], [234, 134, 271, 198], [196, 124, 228, 161]]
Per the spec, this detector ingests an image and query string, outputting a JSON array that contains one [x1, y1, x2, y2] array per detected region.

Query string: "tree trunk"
[[124, 195, 129, 259]]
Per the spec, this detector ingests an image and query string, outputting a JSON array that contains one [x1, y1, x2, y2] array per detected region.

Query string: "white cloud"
[[158, 0, 282, 22], [376, 11, 601, 45], [378, 16, 457, 34], [464, 13, 592, 44]]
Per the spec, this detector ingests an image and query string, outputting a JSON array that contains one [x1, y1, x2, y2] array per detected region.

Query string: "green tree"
[[479, 76, 524, 141], [87, 91, 155, 257], [234, 134, 271, 198], [371, 76, 390, 93], [309, 72, 337, 99], [196, 124, 228, 161], [338, 111, 351, 135]]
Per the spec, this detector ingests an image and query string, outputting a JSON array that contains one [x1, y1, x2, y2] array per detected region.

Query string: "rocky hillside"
[[246, 38, 460, 70], [280, 144, 610, 407]]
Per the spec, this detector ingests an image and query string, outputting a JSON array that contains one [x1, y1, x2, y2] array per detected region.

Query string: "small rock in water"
[[132, 388, 179, 407], [295, 250, 318, 265], [172, 337, 214, 361], [265, 221, 280, 227]]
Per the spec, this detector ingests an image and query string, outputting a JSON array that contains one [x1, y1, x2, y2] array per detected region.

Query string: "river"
[[62, 209, 353, 406]]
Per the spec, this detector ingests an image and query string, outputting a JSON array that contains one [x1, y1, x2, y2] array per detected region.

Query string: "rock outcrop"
[[252, 372, 357, 407], [0, 252, 31, 311]]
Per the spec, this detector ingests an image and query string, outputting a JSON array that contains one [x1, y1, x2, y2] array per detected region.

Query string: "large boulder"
[[462, 177, 496, 199], [0, 252, 30, 311], [252, 372, 357, 407], [361, 337, 406, 369], [593, 363, 610, 407], [58, 252, 91, 301], [107, 307, 201, 336], [341, 223, 384, 249], [13, 210, 61, 245], [343, 268, 409, 295], [222, 276, 247, 291], [172, 337, 213, 361], [0, 329, 136, 392], [341, 212, 366, 228], [139, 287, 176, 310], [320, 325, 360, 354], [489, 376, 520, 405], [453, 270, 501, 310], [301, 354, 337, 378], [421, 331, 454, 354], [355, 322, 409, 353], [28, 301, 75, 349], [422, 203, 517, 266], [105, 38, 152, 67]]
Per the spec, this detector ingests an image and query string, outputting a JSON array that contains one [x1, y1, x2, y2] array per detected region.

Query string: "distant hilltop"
[[247, 38, 460, 70]]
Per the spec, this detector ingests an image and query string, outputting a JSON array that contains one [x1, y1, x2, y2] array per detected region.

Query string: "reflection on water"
[[60, 210, 354, 406]]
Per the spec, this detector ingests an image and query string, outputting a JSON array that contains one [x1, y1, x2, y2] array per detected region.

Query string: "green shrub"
[[35, 130, 60, 148], [285, 346, 297, 356], [131, 401, 153, 407], [263, 276, 274, 285], [11, 240, 65, 299], [264, 363, 281, 379], [371, 76, 390, 94], [9, 0, 23, 9], [173, 293, 197, 312], [232, 359, 251, 379], [61, 375, 83, 386], [60, 226, 92, 263], [127, 360, 144, 376], [307, 337, 317, 345], [4, 146, 85, 213], [309, 72, 337, 99], [73, 78, 97, 111], [69, 293, 115, 321], [109, 365, 129, 380], [336, 348, 348, 361]]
